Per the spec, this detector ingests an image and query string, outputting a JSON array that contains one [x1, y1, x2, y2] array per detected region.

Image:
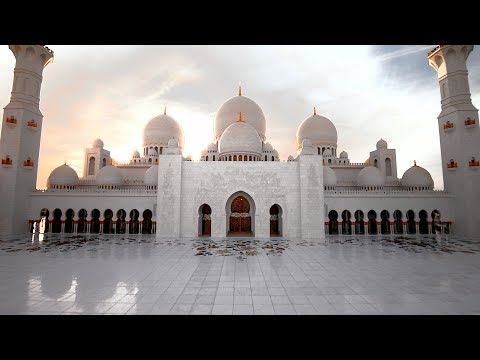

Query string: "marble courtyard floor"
[[1, 233, 480, 315]]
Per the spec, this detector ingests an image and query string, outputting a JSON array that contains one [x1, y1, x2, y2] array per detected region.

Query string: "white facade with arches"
[[1, 45, 479, 240]]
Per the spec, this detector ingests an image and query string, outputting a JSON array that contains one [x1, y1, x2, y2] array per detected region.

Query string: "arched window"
[[102, 158, 106, 167], [234, 155, 237, 161], [374, 159, 378, 168], [328, 159, 331, 164], [88, 157, 95, 175], [385, 158, 392, 176], [213, 155, 216, 161], [159, 147, 163, 155], [206, 156, 209, 161], [265, 155, 267, 161], [148, 158, 152, 163], [249, 156, 252, 161], [244, 155, 247, 161], [318, 147, 321, 155], [322, 147, 325, 154], [271, 156, 274, 161], [229, 155, 232, 161]]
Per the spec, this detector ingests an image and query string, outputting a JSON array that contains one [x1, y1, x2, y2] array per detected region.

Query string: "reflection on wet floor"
[[1, 233, 479, 257]]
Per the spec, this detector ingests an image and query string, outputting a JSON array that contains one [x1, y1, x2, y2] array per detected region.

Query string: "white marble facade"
[[1, 45, 479, 239]]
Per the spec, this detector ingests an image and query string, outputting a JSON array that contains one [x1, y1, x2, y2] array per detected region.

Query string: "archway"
[[77, 209, 87, 233], [52, 208, 62, 233], [341, 210, 352, 235], [103, 209, 114, 234], [142, 209, 153, 234], [380, 210, 390, 234], [39, 208, 49, 233], [90, 209, 100, 233], [406, 210, 416, 234], [65, 209, 75, 233], [419, 210, 428, 234], [270, 204, 282, 237], [431, 210, 441, 234], [385, 158, 392, 176], [368, 210, 377, 234], [354, 210, 365, 235], [198, 204, 212, 236], [129, 209, 139, 234], [226, 192, 255, 236], [393, 210, 403, 234], [328, 210, 339, 235], [116, 209, 126, 234], [88, 157, 95, 175]]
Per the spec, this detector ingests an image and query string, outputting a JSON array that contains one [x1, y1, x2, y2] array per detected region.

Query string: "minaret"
[[0, 45, 54, 235], [428, 45, 480, 239]]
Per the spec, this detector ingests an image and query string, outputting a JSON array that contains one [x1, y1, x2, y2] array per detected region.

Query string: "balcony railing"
[[447, 162, 458, 169], [443, 122, 454, 130], [27, 120, 38, 128], [23, 160, 34, 167], [465, 118, 476, 126], [469, 161, 479, 167], [6, 117, 17, 124], [2, 159, 13, 165]]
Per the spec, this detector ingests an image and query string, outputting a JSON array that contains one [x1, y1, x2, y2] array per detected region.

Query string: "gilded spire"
[[164, 105, 167, 115], [237, 112, 244, 122], [414, 160, 417, 166], [238, 82, 242, 96], [314, 106, 316, 116]]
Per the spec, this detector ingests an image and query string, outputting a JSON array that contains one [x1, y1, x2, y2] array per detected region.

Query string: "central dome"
[[218, 120, 262, 155], [296, 113, 337, 151], [215, 93, 266, 142], [143, 114, 184, 149]]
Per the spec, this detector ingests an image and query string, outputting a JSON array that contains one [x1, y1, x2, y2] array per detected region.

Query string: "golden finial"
[[237, 112, 243, 122], [238, 82, 242, 96], [314, 106, 316, 116], [164, 105, 167, 115], [414, 160, 417, 166], [322, 158, 325, 166], [110, 158, 113, 166], [155, 158, 158, 165]]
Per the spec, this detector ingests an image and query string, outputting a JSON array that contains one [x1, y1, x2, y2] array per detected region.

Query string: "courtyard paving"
[[1, 233, 480, 315]]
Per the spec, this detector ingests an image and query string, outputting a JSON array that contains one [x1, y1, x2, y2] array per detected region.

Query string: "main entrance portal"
[[229, 196, 252, 235]]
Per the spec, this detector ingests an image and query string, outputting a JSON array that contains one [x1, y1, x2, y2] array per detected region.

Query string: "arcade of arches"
[[326, 208, 449, 235]]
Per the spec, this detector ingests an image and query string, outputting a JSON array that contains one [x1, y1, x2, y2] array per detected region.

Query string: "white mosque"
[[0, 45, 479, 240]]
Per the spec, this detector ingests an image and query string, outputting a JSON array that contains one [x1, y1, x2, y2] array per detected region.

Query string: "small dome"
[[340, 151, 348, 158], [323, 148, 332, 156], [93, 138, 104, 148], [263, 142, 273, 152], [185, 155, 192, 161], [143, 114, 184, 149], [218, 121, 262, 155], [207, 142, 218, 152], [147, 147, 157, 156], [296, 113, 337, 150], [131, 150, 140, 158], [47, 164, 79, 187], [96, 165, 123, 186], [323, 166, 337, 186], [357, 166, 385, 187], [215, 94, 266, 141], [401, 164, 434, 188], [168, 138, 178, 148], [200, 149, 207, 158], [144, 165, 158, 186], [273, 149, 279, 158], [288, 155, 294, 161], [376, 139, 388, 150]]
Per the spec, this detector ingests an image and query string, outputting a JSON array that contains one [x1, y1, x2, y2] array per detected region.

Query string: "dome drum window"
[[465, 118, 476, 127], [443, 121, 454, 131]]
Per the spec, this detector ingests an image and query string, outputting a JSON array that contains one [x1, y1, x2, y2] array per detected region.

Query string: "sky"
[[1, 45, 479, 190]]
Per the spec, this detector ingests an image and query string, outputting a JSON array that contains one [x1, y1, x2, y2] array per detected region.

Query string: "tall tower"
[[0, 45, 53, 235], [428, 45, 480, 239]]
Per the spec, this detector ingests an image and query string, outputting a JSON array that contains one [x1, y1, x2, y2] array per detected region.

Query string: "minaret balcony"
[[23, 160, 34, 168], [465, 118, 476, 128], [443, 122, 454, 131], [447, 162, 458, 169]]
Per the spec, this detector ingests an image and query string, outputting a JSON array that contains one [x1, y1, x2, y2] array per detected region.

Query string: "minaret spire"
[[164, 105, 167, 115], [314, 106, 316, 116], [238, 82, 242, 96], [237, 112, 243, 122]]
